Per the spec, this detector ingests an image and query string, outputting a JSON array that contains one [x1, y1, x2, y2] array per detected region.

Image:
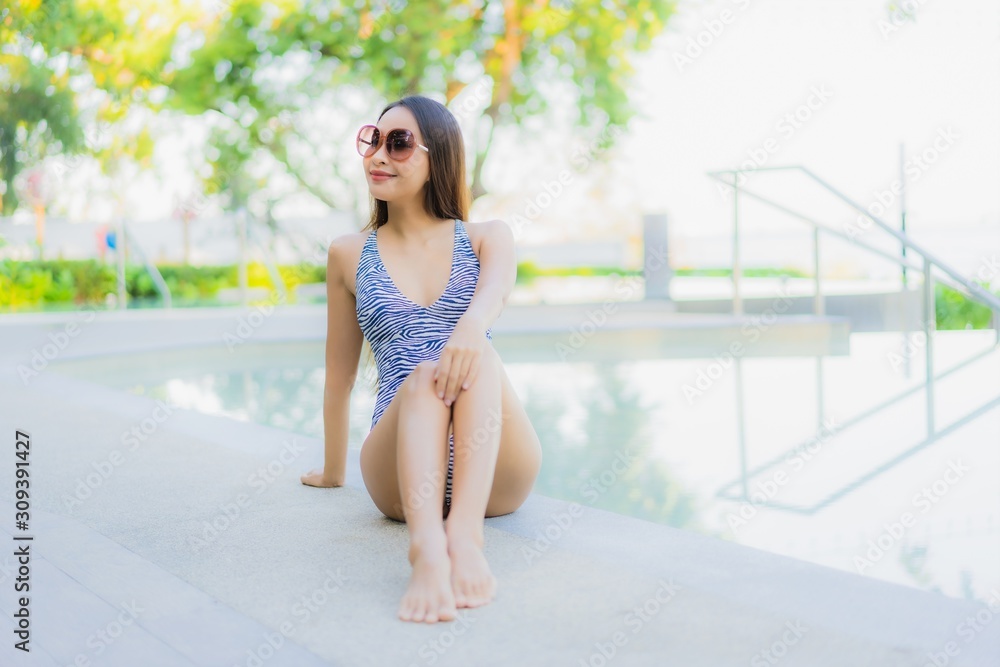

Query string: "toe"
[[451, 580, 466, 607]]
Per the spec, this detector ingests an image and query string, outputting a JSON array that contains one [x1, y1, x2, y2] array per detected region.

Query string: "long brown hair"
[[361, 94, 471, 233], [358, 95, 472, 397]]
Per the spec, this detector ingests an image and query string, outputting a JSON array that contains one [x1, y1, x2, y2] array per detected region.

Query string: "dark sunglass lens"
[[387, 130, 415, 158]]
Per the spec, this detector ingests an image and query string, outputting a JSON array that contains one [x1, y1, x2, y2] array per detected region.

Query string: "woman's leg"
[[359, 360, 455, 623], [446, 342, 543, 608]]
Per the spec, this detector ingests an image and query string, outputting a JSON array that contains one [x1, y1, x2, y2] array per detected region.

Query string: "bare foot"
[[446, 530, 497, 609], [399, 534, 457, 623], [300, 468, 342, 488]]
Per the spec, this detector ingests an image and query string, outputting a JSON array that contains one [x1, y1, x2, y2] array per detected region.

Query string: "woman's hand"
[[434, 313, 487, 407], [300, 468, 345, 488]]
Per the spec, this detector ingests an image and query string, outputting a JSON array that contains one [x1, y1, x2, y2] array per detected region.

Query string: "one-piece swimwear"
[[355, 218, 494, 509]]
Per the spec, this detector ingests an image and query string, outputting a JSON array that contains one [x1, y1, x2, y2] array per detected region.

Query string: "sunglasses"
[[356, 124, 429, 161]]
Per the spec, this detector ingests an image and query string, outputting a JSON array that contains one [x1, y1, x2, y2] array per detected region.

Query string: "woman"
[[301, 95, 543, 624]]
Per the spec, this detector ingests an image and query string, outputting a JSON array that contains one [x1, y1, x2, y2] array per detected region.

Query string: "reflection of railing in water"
[[707, 165, 1000, 514], [717, 344, 1000, 514]]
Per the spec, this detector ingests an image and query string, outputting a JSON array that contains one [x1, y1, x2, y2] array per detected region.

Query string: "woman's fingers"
[[462, 356, 480, 390], [434, 351, 452, 399], [444, 353, 472, 406]]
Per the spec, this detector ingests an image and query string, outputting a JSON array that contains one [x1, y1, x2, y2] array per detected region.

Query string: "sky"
[[623, 0, 1000, 235], [477, 0, 999, 232]]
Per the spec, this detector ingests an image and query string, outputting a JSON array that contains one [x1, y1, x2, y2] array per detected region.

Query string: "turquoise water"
[[52, 331, 1000, 602]]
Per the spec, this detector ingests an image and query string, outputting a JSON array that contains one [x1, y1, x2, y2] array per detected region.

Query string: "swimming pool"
[[50, 329, 1000, 603]]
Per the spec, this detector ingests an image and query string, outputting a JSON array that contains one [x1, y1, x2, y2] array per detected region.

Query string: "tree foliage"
[[2, 0, 677, 216], [0, 0, 195, 214]]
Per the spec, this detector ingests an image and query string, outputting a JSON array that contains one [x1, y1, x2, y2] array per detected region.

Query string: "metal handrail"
[[706, 164, 1000, 512], [121, 220, 172, 308], [233, 207, 287, 305], [706, 165, 1000, 340], [245, 212, 288, 302]]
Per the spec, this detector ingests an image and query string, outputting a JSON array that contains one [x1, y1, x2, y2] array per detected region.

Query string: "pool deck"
[[0, 305, 998, 667]]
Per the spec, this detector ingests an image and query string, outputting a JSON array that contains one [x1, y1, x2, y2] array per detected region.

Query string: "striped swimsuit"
[[355, 219, 493, 509]]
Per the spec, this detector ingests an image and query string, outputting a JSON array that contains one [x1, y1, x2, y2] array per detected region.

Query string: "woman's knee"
[[400, 360, 439, 397]]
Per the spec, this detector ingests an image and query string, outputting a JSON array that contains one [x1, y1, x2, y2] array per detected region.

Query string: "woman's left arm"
[[434, 220, 516, 405]]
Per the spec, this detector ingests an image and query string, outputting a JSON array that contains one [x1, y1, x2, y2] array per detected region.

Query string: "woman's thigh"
[[359, 362, 451, 522], [359, 347, 543, 521], [479, 344, 543, 517]]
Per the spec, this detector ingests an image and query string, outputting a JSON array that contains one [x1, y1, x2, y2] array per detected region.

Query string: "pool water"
[[52, 330, 1000, 603]]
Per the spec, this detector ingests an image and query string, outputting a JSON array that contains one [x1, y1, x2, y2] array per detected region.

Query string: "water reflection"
[[524, 362, 704, 533], [126, 357, 704, 533]]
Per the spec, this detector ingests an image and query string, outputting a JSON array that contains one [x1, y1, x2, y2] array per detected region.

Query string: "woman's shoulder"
[[327, 230, 372, 295], [327, 230, 371, 265], [461, 219, 509, 256]]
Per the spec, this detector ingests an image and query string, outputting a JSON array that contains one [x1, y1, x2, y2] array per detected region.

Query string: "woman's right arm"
[[301, 235, 364, 488]]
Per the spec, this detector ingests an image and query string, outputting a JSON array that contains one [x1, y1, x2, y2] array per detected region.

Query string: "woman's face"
[[363, 105, 430, 202]]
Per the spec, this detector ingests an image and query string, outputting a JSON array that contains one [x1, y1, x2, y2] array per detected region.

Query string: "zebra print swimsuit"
[[355, 218, 494, 509]]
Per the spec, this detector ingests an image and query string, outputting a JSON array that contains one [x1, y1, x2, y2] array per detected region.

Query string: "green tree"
[[163, 0, 677, 213], [0, 1, 193, 215], [4, 1, 676, 218]]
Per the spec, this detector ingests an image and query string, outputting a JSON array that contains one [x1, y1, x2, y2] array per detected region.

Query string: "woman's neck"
[[385, 201, 451, 242]]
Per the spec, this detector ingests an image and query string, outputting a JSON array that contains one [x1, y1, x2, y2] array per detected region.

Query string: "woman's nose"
[[372, 137, 389, 163]]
